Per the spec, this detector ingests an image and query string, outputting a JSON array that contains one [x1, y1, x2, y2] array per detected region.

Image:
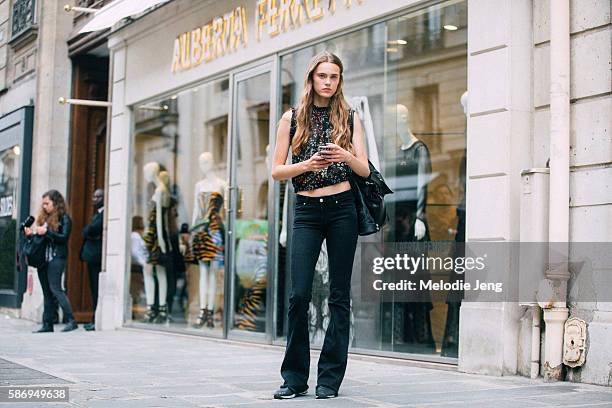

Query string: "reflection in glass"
[[130, 77, 230, 333], [0, 146, 19, 291], [231, 72, 271, 333], [277, 0, 467, 358]]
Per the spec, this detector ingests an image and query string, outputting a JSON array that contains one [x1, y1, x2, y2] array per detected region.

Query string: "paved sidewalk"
[[0, 314, 610, 408]]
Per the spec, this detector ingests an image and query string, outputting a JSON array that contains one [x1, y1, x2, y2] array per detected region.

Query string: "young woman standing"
[[26, 190, 78, 333], [271, 51, 370, 399]]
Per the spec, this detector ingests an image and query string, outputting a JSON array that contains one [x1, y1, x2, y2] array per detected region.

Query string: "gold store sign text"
[[256, 0, 363, 41], [171, 0, 364, 73], [172, 6, 248, 73]]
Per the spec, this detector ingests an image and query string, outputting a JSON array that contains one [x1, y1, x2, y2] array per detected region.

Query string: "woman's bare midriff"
[[296, 180, 351, 197]]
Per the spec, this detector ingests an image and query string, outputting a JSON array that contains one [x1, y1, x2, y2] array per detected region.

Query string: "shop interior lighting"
[[12, 146, 21, 156], [444, 24, 458, 31], [386, 47, 399, 53], [137, 104, 169, 111], [64, 4, 98, 13], [387, 39, 407, 45], [58, 97, 112, 108]]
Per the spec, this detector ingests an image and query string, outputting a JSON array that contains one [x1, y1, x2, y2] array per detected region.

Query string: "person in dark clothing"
[[26, 190, 78, 333], [270, 51, 370, 400], [80, 188, 104, 331]]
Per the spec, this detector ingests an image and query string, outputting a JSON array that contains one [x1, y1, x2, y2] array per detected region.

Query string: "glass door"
[[0, 106, 33, 309], [226, 62, 276, 341]]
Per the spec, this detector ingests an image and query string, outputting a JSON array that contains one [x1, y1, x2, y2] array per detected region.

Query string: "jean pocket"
[[294, 201, 311, 215], [335, 198, 355, 210], [295, 200, 310, 209]]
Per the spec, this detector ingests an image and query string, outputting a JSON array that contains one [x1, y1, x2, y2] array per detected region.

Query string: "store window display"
[[231, 71, 272, 334], [191, 152, 227, 329], [385, 103, 436, 353], [127, 0, 466, 356], [277, 0, 467, 358], [390, 103, 432, 243], [141, 162, 173, 324], [130, 77, 230, 332]]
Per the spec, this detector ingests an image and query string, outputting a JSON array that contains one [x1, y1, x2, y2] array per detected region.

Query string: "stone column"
[[459, 0, 533, 376], [96, 41, 132, 330]]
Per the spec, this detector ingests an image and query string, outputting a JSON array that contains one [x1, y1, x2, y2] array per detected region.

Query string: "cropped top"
[[290, 106, 353, 192]]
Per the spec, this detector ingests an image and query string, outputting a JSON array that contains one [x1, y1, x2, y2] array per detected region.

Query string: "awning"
[[78, 0, 171, 34]]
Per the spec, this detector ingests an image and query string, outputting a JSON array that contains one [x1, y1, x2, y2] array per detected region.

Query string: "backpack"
[[347, 109, 393, 235], [23, 235, 47, 268]]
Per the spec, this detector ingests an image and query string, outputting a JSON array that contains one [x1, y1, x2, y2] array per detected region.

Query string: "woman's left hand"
[[322, 143, 354, 164], [37, 226, 47, 235]]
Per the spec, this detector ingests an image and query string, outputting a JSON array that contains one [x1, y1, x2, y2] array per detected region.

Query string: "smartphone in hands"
[[318, 144, 332, 161]]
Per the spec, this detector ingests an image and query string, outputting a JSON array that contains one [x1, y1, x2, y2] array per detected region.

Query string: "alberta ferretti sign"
[[255, 0, 364, 40], [171, 6, 248, 73], [171, 0, 364, 73]]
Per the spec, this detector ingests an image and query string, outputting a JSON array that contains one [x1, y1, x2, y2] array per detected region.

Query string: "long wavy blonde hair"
[[292, 51, 352, 155], [36, 190, 68, 232]]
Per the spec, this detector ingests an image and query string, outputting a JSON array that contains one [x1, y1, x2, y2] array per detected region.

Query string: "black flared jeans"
[[281, 189, 358, 393]]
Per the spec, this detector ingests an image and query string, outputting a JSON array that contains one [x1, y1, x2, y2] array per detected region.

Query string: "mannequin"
[[162, 170, 181, 315], [391, 104, 435, 352], [395, 104, 431, 241], [142, 162, 172, 324], [191, 152, 227, 328]]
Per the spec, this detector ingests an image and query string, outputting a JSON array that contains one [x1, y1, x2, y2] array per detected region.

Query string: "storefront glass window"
[[127, 0, 467, 360], [278, 0, 467, 358], [0, 145, 19, 291], [130, 77, 230, 334], [231, 71, 271, 333]]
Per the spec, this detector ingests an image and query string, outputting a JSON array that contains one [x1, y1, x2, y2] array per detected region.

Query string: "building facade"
[[5, 0, 111, 324], [98, 0, 469, 365], [0, 0, 74, 314], [8, 0, 611, 387]]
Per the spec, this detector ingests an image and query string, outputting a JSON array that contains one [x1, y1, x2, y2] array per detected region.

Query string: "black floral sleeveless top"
[[289, 106, 353, 192]]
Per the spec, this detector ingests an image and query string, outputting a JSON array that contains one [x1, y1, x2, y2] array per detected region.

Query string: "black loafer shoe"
[[33, 325, 53, 333], [315, 385, 338, 399], [273, 385, 308, 399], [61, 320, 78, 332], [84, 322, 95, 331]]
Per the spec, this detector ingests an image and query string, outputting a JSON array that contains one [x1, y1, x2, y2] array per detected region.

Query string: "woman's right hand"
[[24, 227, 33, 236], [303, 153, 331, 172]]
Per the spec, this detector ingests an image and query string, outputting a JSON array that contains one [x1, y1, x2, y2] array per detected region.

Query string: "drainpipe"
[[531, 305, 541, 379], [540, 0, 570, 382]]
